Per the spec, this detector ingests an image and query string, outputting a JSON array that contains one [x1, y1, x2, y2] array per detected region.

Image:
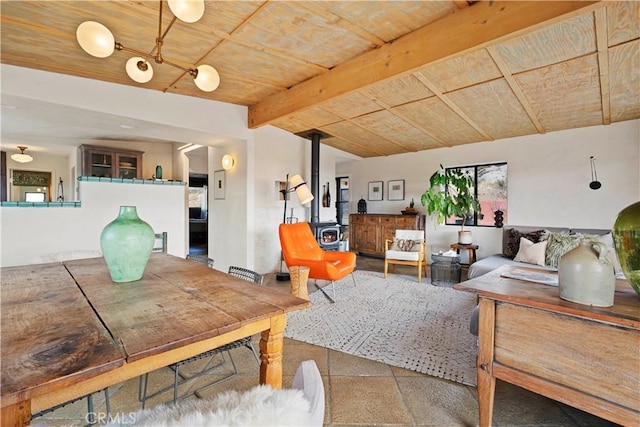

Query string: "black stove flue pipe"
[[310, 132, 320, 224], [295, 129, 332, 225]]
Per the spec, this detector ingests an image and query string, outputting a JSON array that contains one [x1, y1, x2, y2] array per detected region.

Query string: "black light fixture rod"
[[311, 133, 320, 224], [281, 173, 289, 224], [589, 156, 602, 190]]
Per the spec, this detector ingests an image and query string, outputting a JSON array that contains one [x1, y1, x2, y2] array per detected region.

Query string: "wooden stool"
[[450, 243, 478, 266], [289, 266, 310, 300]]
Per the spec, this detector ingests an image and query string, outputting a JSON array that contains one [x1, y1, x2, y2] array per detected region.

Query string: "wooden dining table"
[[0, 254, 311, 426]]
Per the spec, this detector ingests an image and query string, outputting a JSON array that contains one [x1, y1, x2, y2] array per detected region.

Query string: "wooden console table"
[[455, 266, 640, 427], [349, 213, 425, 257]]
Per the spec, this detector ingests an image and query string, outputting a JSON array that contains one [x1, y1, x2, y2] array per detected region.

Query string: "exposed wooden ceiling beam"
[[248, 1, 603, 129]]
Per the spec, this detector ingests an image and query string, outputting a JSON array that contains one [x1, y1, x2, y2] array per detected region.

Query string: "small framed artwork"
[[368, 181, 383, 201], [388, 179, 405, 201], [213, 170, 225, 200]]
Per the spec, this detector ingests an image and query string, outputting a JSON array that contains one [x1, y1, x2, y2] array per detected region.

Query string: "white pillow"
[[514, 237, 548, 266]]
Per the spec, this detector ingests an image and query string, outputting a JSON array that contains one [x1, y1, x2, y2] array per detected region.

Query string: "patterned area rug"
[[285, 270, 478, 386]]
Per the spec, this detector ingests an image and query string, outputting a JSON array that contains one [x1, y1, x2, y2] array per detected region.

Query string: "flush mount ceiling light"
[[76, 0, 219, 92], [11, 146, 33, 163]]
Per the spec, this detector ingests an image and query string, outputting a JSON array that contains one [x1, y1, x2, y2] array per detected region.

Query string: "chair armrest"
[[323, 250, 356, 264], [286, 258, 331, 272]]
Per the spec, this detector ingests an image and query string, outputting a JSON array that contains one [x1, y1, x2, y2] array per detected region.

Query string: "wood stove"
[[311, 222, 341, 251]]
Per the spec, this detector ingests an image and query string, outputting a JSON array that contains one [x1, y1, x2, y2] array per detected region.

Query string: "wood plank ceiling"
[[1, 1, 638, 158]]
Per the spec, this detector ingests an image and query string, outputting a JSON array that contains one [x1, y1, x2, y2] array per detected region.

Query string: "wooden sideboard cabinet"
[[349, 214, 425, 257], [80, 145, 144, 179]]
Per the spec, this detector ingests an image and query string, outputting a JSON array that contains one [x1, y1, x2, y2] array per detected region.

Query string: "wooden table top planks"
[[454, 265, 640, 328], [1, 254, 311, 422], [1, 262, 124, 404]]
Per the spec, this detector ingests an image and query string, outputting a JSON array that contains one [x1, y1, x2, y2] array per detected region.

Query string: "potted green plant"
[[420, 165, 481, 244]]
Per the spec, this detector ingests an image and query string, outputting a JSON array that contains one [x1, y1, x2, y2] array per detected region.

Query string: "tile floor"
[[36, 256, 619, 426]]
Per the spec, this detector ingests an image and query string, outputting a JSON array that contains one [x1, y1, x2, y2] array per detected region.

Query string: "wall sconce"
[[221, 154, 235, 170], [11, 146, 33, 163]]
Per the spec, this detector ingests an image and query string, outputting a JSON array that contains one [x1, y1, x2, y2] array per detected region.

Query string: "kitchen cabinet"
[[349, 213, 425, 257], [80, 145, 143, 179]]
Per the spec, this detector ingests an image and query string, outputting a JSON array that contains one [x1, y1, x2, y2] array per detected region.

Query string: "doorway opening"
[[9, 169, 52, 202], [188, 173, 208, 255]]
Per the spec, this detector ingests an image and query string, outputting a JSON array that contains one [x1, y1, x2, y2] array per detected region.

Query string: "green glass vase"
[[100, 206, 155, 283], [613, 201, 640, 295]]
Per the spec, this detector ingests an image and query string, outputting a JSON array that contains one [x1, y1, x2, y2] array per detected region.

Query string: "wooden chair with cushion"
[[152, 232, 167, 253], [384, 229, 427, 282], [279, 222, 356, 303]]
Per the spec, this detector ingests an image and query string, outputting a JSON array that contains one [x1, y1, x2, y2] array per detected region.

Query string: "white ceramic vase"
[[558, 241, 615, 307], [458, 230, 472, 245]]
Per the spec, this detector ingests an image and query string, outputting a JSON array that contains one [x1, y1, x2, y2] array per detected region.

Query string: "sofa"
[[467, 225, 621, 335], [468, 225, 619, 279]]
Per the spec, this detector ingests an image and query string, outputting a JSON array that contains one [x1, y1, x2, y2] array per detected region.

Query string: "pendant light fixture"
[[11, 146, 33, 163], [76, 0, 219, 92], [589, 156, 601, 190]]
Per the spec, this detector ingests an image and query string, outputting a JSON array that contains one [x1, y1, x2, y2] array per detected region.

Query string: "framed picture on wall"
[[388, 179, 405, 201], [368, 181, 383, 201], [213, 170, 225, 200]]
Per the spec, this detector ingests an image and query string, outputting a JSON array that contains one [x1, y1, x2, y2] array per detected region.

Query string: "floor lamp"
[[276, 173, 314, 281]]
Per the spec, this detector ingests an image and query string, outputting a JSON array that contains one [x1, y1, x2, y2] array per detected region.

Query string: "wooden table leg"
[[259, 314, 286, 389], [477, 297, 496, 427], [1, 400, 31, 427]]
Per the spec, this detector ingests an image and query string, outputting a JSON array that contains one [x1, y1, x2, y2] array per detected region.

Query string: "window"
[[445, 162, 507, 227]]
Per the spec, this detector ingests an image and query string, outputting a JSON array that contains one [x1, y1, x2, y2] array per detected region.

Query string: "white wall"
[[207, 142, 250, 273], [250, 126, 345, 274], [1, 65, 252, 271], [1, 181, 187, 267], [187, 147, 208, 174], [337, 120, 640, 260], [1, 65, 249, 143]]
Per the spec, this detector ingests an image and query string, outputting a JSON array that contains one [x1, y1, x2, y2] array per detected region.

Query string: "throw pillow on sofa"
[[514, 237, 547, 266], [503, 228, 547, 259], [544, 231, 586, 267]]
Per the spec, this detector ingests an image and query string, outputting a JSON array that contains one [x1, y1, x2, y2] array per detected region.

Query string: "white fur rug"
[[106, 385, 313, 426], [285, 270, 478, 386]]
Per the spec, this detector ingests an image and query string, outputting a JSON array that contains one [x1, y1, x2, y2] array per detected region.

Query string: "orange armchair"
[[279, 222, 356, 302]]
